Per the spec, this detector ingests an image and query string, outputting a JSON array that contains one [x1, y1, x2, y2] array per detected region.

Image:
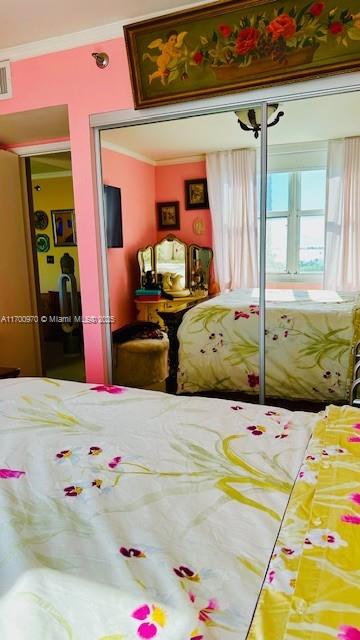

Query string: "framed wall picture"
[[51, 209, 77, 246], [124, 0, 360, 109], [185, 178, 209, 210], [157, 201, 180, 230]]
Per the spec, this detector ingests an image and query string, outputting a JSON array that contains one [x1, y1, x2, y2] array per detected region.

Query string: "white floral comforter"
[[0, 377, 316, 639], [177, 289, 360, 401]]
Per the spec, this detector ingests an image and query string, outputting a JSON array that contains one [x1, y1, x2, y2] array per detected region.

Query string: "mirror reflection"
[[100, 90, 360, 411], [155, 236, 187, 291], [265, 91, 360, 408], [137, 246, 154, 288], [137, 235, 213, 297], [189, 245, 213, 292]]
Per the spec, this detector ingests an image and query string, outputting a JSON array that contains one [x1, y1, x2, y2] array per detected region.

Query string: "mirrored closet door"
[[98, 106, 263, 402], [97, 89, 360, 409], [265, 91, 360, 408]]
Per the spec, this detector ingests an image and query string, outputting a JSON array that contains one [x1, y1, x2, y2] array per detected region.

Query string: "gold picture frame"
[[124, 0, 360, 109]]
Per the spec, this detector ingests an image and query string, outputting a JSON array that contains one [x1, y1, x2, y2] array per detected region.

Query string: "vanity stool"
[[113, 333, 169, 391]]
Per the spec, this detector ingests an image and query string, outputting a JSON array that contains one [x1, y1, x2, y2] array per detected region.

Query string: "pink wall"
[[101, 148, 156, 330], [0, 37, 133, 382], [101, 154, 212, 327], [155, 161, 212, 248]]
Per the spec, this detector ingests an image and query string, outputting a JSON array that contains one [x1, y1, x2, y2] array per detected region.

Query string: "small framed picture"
[[157, 201, 180, 230], [51, 209, 77, 246], [185, 179, 209, 210]]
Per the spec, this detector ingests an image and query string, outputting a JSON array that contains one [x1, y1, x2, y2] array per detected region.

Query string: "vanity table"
[[135, 235, 213, 330], [135, 292, 207, 328]]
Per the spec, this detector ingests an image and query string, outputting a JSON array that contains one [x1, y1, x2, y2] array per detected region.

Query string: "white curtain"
[[206, 149, 258, 291], [324, 137, 360, 291]]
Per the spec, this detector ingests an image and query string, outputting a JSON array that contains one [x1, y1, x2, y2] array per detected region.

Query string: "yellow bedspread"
[[249, 405, 360, 640]]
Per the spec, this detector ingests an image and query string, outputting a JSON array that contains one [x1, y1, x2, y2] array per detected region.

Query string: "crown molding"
[[101, 139, 155, 165], [0, 23, 123, 62], [0, 0, 209, 62], [156, 154, 205, 165], [101, 139, 206, 166]]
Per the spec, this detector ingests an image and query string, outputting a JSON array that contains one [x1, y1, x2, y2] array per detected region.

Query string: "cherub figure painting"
[[143, 30, 188, 85]]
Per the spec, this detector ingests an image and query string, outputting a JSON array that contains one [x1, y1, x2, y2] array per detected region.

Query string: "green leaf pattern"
[[0, 378, 316, 638], [178, 290, 360, 400]]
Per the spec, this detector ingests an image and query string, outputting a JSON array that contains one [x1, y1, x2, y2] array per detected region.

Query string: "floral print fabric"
[[177, 288, 360, 401], [0, 377, 316, 639], [248, 404, 360, 640]]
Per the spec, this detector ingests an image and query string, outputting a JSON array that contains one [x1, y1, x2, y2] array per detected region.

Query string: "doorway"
[[27, 151, 85, 382], [0, 104, 85, 382]]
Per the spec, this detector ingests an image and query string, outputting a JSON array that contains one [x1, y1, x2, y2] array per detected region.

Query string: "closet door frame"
[[91, 74, 360, 392]]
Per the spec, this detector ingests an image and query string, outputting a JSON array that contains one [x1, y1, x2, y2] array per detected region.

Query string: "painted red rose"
[[235, 27, 260, 55], [267, 14, 297, 40], [329, 21, 344, 35], [219, 24, 232, 38], [309, 2, 325, 17], [193, 51, 204, 64]]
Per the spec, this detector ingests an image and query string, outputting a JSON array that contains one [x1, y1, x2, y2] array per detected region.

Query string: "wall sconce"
[[92, 52, 109, 68], [235, 104, 284, 139]]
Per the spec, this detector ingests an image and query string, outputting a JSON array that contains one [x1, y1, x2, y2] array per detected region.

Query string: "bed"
[[177, 288, 360, 402], [0, 378, 359, 639]]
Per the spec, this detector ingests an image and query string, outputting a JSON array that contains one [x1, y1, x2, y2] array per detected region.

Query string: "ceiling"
[[2, 92, 359, 170], [101, 92, 360, 162], [0, 105, 69, 146], [0, 0, 206, 49], [30, 151, 72, 176]]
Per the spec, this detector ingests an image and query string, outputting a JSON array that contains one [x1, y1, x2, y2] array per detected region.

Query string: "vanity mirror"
[[155, 235, 188, 295], [137, 245, 154, 287], [189, 244, 213, 292], [136, 235, 213, 327], [138, 235, 212, 294]]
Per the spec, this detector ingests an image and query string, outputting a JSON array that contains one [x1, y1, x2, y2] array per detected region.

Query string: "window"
[[266, 169, 326, 275]]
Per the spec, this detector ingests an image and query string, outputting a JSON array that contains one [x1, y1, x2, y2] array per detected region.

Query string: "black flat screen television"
[[103, 185, 123, 248]]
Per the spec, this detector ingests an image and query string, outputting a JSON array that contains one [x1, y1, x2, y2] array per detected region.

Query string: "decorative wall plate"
[[193, 217, 205, 236], [36, 233, 50, 253], [34, 210, 49, 230]]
